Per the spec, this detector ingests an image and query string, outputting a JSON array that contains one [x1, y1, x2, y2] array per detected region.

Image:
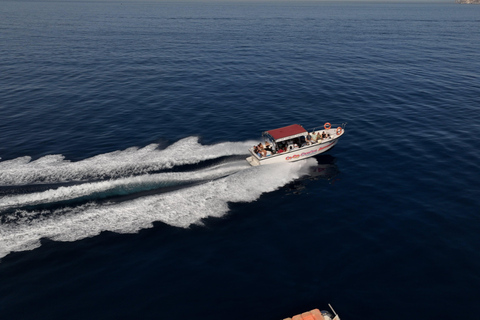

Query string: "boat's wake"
[[0, 137, 324, 259], [0, 137, 253, 186]]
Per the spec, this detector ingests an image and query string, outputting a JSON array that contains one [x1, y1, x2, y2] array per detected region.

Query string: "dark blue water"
[[1, 1, 479, 319]]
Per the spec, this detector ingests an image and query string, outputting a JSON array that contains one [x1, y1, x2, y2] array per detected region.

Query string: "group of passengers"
[[253, 141, 273, 158], [253, 131, 331, 158], [306, 130, 331, 144]]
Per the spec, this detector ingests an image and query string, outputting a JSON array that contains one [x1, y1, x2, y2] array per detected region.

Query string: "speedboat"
[[283, 304, 340, 320], [246, 122, 346, 166]]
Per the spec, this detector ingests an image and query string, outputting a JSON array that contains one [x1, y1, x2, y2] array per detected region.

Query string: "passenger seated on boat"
[[264, 141, 274, 155], [276, 142, 286, 153], [254, 145, 261, 157], [305, 133, 313, 145], [285, 140, 298, 150], [257, 143, 267, 157], [321, 131, 327, 140], [310, 131, 318, 143]]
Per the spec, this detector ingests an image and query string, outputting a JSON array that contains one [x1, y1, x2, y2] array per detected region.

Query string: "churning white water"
[[0, 138, 318, 259]]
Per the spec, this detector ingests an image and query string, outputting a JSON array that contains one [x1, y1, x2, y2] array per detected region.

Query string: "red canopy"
[[265, 124, 307, 142]]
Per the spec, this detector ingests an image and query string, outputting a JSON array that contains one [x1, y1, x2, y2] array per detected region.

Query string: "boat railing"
[[329, 303, 340, 320], [311, 122, 347, 133]]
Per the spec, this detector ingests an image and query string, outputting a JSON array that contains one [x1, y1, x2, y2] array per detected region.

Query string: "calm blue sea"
[[1, 1, 479, 319]]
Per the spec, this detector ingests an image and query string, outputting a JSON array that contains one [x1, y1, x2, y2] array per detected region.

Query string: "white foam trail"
[[0, 161, 249, 211], [0, 137, 256, 186], [0, 158, 317, 259]]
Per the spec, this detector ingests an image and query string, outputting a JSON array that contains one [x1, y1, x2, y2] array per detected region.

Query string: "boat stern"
[[246, 156, 260, 166]]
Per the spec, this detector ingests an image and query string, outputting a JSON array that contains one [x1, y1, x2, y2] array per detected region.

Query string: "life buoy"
[[336, 127, 342, 135], [324, 122, 331, 130]]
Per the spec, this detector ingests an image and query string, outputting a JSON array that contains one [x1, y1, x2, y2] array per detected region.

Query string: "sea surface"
[[1, 1, 479, 319]]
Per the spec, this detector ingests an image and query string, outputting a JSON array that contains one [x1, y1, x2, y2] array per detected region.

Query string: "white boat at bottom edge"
[[282, 304, 340, 320], [246, 122, 346, 166]]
